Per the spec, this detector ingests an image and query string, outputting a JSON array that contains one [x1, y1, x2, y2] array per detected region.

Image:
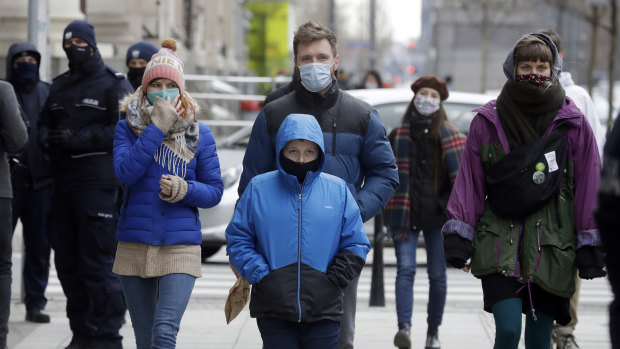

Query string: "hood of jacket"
[[502, 32, 563, 83], [6, 42, 41, 82], [275, 113, 326, 185]]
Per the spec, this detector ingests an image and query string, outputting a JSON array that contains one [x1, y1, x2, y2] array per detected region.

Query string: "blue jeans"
[[257, 317, 340, 349], [120, 273, 195, 349], [393, 228, 447, 326]]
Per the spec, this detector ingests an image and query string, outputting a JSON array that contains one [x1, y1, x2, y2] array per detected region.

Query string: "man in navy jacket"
[[5, 42, 53, 324], [38, 20, 132, 349], [238, 21, 398, 349]]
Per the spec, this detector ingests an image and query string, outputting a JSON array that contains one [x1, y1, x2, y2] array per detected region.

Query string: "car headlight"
[[221, 166, 241, 189]]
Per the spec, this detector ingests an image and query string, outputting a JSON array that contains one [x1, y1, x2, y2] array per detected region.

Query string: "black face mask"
[[127, 67, 146, 90], [279, 153, 321, 184], [64, 45, 92, 65]]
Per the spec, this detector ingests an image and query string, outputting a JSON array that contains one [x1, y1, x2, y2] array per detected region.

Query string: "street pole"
[[369, 0, 376, 69], [27, 0, 50, 82], [328, 0, 335, 34], [369, 212, 385, 306]]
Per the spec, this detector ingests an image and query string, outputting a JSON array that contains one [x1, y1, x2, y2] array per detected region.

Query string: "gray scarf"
[[126, 95, 199, 178]]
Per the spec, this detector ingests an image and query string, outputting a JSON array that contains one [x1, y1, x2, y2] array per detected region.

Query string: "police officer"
[[125, 41, 158, 90], [5, 42, 53, 324], [38, 20, 132, 349]]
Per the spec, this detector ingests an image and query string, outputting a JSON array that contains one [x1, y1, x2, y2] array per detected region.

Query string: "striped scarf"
[[383, 119, 466, 239]]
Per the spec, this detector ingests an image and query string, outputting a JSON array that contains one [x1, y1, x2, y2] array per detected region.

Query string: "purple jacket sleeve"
[[442, 115, 488, 242], [569, 118, 602, 248]]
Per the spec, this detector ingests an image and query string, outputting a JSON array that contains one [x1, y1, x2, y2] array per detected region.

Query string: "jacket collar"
[[294, 77, 340, 110]]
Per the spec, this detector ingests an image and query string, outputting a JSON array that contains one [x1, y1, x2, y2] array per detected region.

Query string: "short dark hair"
[[293, 21, 337, 58], [514, 34, 554, 66], [536, 28, 563, 54]]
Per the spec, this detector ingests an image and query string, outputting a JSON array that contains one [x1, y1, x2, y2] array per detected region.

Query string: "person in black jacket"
[[38, 20, 133, 349], [0, 81, 28, 349], [5, 42, 53, 324], [595, 111, 620, 349], [125, 41, 158, 91]]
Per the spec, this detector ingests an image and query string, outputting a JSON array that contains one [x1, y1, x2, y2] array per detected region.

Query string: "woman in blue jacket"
[[112, 38, 223, 349], [226, 113, 371, 349]]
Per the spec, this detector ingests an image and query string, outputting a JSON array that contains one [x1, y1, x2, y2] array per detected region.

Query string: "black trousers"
[[11, 184, 52, 310], [49, 188, 125, 342]]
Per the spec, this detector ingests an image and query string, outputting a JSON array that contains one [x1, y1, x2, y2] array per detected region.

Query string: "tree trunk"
[[607, 0, 618, 130], [587, 5, 600, 96], [480, 1, 490, 93]]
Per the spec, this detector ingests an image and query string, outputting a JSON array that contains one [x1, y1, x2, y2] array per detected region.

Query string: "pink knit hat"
[[141, 38, 185, 95]]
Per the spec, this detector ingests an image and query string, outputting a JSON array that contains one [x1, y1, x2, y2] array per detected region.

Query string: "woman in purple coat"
[[441, 33, 605, 348]]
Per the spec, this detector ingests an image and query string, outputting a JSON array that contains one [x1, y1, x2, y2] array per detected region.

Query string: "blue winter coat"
[[226, 113, 371, 323], [114, 119, 223, 245], [238, 80, 399, 222]]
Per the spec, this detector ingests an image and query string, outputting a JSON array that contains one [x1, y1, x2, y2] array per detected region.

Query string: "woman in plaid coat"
[[383, 76, 466, 349]]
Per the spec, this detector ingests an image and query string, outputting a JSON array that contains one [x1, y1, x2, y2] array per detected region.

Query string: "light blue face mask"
[[298, 62, 334, 93], [147, 88, 180, 105]]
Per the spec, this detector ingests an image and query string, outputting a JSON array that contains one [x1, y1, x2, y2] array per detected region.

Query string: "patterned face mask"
[[515, 73, 550, 87]]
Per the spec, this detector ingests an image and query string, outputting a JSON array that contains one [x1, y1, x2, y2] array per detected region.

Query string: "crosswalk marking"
[[43, 262, 613, 310]]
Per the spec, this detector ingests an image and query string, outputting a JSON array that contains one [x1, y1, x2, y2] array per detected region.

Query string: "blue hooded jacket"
[[226, 113, 371, 323]]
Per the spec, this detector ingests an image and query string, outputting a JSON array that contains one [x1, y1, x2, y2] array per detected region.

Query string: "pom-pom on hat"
[[126, 41, 158, 66], [411, 75, 449, 101], [63, 20, 97, 49], [141, 38, 185, 95]]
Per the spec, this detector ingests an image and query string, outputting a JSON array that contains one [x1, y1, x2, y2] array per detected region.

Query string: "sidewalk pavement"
[[7, 227, 612, 348]]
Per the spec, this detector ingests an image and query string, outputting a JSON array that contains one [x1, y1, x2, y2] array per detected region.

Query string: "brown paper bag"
[[224, 277, 250, 324]]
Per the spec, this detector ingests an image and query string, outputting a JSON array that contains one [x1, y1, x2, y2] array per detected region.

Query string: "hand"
[[229, 264, 241, 279], [159, 174, 172, 196], [46, 129, 73, 148], [575, 246, 607, 280], [171, 94, 185, 117], [444, 234, 473, 269], [151, 97, 179, 133]]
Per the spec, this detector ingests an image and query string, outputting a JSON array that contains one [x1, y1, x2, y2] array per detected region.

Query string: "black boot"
[[425, 325, 441, 349], [25, 307, 50, 323], [394, 323, 411, 348]]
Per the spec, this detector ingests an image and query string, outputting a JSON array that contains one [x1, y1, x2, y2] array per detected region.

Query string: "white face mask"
[[298, 61, 334, 92], [414, 96, 441, 116]]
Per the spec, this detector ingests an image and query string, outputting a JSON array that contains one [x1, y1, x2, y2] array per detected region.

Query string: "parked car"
[[345, 87, 496, 134], [198, 88, 496, 260], [199, 125, 250, 260]]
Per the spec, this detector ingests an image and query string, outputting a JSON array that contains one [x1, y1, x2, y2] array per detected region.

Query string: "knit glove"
[[575, 246, 607, 280], [444, 235, 473, 269], [159, 175, 188, 203], [151, 97, 179, 134]]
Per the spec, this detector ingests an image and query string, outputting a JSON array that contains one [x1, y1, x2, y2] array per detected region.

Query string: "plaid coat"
[[384, 117, 466, 238]]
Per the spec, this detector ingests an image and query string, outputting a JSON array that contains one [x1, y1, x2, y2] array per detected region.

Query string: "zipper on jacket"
[[296, 183, 303, 322], [332, 115, 337, 155]]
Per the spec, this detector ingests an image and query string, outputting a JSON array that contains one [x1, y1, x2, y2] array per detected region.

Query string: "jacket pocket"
[[471, 209, 518, 277], [86, 209, 118, 254], [249, 264, 298, 321], [300, 266, 343, 320], [532, 230, 576, 298]]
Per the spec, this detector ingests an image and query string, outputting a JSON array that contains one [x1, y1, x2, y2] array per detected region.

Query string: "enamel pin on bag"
[[485, 125, 570, 220]]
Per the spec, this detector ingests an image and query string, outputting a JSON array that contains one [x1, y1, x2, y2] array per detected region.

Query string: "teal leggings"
[[491, 298, 554, 349]]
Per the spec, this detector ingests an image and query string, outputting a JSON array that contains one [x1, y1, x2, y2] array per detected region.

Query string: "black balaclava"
[[279, 152, 321, 184], [126, 41, 158, 90], [127, 67, 146, 90]]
